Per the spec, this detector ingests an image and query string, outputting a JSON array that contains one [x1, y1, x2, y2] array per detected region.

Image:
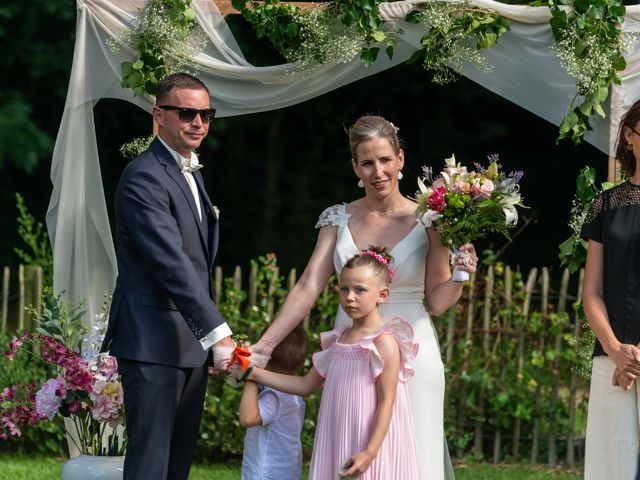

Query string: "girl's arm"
[[247, 365, 324, 398], [583, 240, 640, 383], [424, 229, 477, 316], [252, 227, 337, 357], [238, 381, 262, 428], [341, 333, 400, 477]]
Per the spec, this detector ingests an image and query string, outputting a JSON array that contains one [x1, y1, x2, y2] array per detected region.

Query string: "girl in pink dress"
[[238, 246, 420, 479]]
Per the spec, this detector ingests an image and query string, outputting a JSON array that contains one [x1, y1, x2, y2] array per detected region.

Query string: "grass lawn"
[[0, 455, 583, 479]]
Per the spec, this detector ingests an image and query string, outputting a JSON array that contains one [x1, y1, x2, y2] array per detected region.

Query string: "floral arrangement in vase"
[[415, 154, 525, 280], [0, 292, 125, 456]]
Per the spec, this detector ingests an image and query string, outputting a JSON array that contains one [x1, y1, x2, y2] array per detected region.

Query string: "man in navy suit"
[[101, 73, 234, 480]]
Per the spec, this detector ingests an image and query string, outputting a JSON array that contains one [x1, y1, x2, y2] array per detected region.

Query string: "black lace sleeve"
[[581, 190, 605, 243]]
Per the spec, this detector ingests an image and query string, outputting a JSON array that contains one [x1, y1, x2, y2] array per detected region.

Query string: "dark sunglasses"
[[158, 105, 216, 123]]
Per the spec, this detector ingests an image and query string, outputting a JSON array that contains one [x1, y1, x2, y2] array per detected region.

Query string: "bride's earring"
[[627, 143, 634, 151], [357, 179, 364, 188], [398, 171, 404, 180]]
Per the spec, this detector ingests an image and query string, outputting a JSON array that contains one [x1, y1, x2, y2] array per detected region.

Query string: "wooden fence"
[[211, 262, 589, 467], [0, 265, 44, 335], [1, 262, 589, 466]]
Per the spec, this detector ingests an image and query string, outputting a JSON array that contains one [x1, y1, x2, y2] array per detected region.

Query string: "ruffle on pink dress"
[[309, 317, 421, 479]]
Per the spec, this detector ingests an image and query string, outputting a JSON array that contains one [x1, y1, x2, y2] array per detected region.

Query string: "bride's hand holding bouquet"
[[415, 154, 525, 281]]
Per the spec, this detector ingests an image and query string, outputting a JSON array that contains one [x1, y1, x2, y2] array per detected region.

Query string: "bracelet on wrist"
[[241, 366, 254, 382]]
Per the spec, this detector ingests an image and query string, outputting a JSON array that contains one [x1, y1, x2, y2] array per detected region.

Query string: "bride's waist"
[[384, 291, 425, 304]]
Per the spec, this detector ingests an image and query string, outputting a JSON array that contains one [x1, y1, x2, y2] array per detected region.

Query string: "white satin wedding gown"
[[316, 204, 454, 480]]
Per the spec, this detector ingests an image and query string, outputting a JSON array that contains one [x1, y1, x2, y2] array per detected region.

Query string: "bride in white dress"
[[252, 115, 477, 479]]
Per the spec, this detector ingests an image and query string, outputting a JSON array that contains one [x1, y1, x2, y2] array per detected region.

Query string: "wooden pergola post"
[[608, 156, 621, 183]]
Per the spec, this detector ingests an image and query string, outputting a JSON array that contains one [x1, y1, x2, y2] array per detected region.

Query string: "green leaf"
[[371, 30, 385, 42], [559, 111, 579, 135], [579, 102, 592, 116], [612, 54, 626, 71], [386, 44, 394, 60], [594, 86, 609, 103], [479, 32, 497, 49], [594, 103, 606, 118], [183, 7, 196, 21], [360, 47, 380, 68]]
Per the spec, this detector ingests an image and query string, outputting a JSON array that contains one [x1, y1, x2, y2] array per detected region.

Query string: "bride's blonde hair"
[[347, 115, 401, 160]]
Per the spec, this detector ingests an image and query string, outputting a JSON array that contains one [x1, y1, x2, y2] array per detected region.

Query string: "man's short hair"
[[155, 73, 209, 105]]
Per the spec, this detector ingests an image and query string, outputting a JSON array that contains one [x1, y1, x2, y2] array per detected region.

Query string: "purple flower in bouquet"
[[414, 154, 525, 249]]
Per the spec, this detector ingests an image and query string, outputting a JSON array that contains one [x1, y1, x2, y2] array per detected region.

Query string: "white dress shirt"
[[157, 136, 232, 350]]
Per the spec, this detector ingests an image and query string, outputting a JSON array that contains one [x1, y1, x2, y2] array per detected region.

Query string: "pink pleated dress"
[[309, 317, 421, 480]]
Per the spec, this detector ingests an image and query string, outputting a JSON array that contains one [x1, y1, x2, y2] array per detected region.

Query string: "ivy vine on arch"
[[115, 0, 634, 146]]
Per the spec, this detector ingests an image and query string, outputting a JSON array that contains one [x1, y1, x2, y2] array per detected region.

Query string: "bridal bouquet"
[[415, 154, 524, 277], [0, 292, 125, 456]]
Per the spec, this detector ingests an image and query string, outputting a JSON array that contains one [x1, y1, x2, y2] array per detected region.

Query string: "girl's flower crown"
[[362, 250, 395, 282]]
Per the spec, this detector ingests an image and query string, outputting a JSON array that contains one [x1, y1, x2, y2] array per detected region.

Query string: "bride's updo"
[[348, 115, 401, 160]]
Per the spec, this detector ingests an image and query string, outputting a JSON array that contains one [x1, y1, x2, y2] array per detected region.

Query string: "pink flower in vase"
[[35, 377, 67, 421], [97, 355, 119, 381], [4, 334, 27, 361], [90, 381, 124, 427]]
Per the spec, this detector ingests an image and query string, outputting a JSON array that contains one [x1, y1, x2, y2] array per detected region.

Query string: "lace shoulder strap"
[[315, 203, 350, 229]]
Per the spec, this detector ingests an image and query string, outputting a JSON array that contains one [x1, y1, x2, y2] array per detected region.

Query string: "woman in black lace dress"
[[582, 99, 640, 479]]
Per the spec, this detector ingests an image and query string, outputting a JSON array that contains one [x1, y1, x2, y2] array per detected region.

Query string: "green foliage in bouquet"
[[414, 154, 525, 249]]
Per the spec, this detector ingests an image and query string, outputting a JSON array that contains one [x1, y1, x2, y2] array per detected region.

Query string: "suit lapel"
[[194, 171, 219, 264], [151, 140, 210, 257]]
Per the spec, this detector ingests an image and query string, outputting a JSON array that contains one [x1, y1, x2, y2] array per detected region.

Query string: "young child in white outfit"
[[239, 325, 308, 480]]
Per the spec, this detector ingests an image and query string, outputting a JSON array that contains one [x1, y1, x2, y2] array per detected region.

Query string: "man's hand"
[[210, 336, 236, 374]]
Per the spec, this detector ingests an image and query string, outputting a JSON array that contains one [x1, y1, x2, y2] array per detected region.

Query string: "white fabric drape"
[[50, 0, 640, 323]]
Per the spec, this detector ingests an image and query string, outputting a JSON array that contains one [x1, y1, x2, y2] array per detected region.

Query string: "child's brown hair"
[[342, 245, 395, 285], [264, 324, 308, 375]]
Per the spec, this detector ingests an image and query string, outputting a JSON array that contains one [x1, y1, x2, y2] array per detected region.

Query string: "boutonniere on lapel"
[[212, 206, 220, 219]]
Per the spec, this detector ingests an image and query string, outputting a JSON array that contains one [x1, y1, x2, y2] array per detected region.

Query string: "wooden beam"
[[608, 155, 621, 183], [214, 0, 320, 16]]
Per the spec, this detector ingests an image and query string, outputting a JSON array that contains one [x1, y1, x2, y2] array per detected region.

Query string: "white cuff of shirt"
[[199, 323, 233, 350]]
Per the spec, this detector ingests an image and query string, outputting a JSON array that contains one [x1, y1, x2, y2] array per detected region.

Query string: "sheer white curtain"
[[50, 0, 640, 323]]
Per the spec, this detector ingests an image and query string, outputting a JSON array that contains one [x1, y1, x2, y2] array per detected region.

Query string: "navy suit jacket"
[[101, 138, 224, 368]]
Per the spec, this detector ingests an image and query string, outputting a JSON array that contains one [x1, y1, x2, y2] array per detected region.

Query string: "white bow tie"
[[181, 159, 203, 174]]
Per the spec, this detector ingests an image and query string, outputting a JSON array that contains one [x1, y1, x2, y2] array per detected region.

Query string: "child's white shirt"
[[241, 386, 305, 480]]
